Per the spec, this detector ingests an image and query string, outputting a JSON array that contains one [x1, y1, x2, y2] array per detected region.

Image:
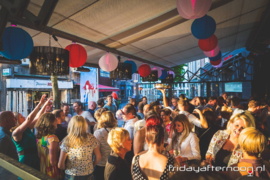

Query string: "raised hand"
[[44, 96, 53, 105], [39, 94, 47, 105], [193, 108, 201, 114]]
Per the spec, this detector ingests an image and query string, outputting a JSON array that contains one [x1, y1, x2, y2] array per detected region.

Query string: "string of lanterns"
[[98, 52, 175, 80], [177, 0, 223, 68]]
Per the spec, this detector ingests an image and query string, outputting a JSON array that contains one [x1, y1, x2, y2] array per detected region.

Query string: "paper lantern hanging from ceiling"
[[65, 44, 87, 68], [159, 69, 168, 79], [152, 67, 162, 77], [168, 70, 175, 78], [204, 45, 220, 57], [176, 0, 212, 19], [99, 52, 118, 72], [210, 58, 221, 66], [138, 64, 151, 77], [0, 27, 33, 60], [213, 61, 223, 68], [198, 35, 218, 51], [209, 51, 221, 62], [191, 15, 216, 39], [124, 60, 137, 74]]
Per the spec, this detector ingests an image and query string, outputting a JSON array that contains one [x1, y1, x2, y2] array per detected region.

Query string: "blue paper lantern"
[[124, 60, 137, 74], [191, 15, 216, 39], [209, 51, 221, 62], [0, 27, 33, 60], [159, 70, 168, 79]]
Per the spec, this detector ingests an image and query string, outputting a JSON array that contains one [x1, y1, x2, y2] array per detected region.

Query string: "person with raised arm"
[[11, 94, 51, 171]]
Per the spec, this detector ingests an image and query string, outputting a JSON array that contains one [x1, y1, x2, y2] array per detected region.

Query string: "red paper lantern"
[[210, 58, 221, 66], [198, 35, 218, 51], [65, 44, 87, 68], [112, 92, 118, 100], [138, 64, 151, 77]]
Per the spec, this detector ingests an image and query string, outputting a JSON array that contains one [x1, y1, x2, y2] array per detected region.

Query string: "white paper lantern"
[[177, 0, 212, 19], [99, 52, 118, 72]]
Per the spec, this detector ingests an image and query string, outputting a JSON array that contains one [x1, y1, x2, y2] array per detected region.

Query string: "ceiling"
[[3, 0, 270, 69]]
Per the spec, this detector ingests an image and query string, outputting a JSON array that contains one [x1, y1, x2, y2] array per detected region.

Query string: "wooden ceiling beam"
[[0, 0, 30, 17]]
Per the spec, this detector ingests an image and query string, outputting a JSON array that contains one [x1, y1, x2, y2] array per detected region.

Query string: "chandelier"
[[29, 36, 69, 75], [110, 56, 132, 80]]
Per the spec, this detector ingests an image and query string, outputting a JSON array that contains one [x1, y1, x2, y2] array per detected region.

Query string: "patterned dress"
[[132, 155, 174, 180], [60, 133, 99, 176], [206, 130, 243, 167], [37, 134, 63, 179]]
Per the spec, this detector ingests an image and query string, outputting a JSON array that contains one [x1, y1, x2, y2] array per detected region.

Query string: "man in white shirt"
[[120, 104, 138, 141], [133, 104, 150, 136], [73, 101, 96, 133]]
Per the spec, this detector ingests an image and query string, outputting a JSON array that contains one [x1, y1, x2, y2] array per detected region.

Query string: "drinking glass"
[[173, 146, 179, 158]]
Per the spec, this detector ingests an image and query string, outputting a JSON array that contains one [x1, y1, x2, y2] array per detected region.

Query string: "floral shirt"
[[206, 130, 243, 167], [60, 134, 99, 176]]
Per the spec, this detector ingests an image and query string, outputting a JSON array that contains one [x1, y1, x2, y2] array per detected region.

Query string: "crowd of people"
[[1, 91, 270, 180]]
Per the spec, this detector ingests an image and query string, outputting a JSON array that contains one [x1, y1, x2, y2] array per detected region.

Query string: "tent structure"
[[1, 0, 269, 68]]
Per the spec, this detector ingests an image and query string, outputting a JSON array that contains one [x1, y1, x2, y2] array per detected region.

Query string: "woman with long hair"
[[205, 113, 254, 167], [35, 112, 62, 179], [58, 115, 101, 180], [167, 114, 201, 162], [132, 116, 175, 180], [160, 108, 172, 133], [11, 95, 51, 171], [94, 111, 117, 180]]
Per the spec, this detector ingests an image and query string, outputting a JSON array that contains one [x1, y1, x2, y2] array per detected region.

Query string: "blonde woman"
[[93, 111, 117, 180], [104, 128, 132, 180], [93, 108, 107, 132], [58, 115, 101, 180], [228, 128, 270, 179], [205, 113, 254, 167], [167, 114, 201, 162]]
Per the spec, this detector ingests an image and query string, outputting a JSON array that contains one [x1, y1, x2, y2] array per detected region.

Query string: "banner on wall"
[[80, 67, 99, 103]]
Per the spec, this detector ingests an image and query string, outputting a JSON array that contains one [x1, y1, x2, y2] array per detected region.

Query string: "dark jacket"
[[104, 152, 132, 180]]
